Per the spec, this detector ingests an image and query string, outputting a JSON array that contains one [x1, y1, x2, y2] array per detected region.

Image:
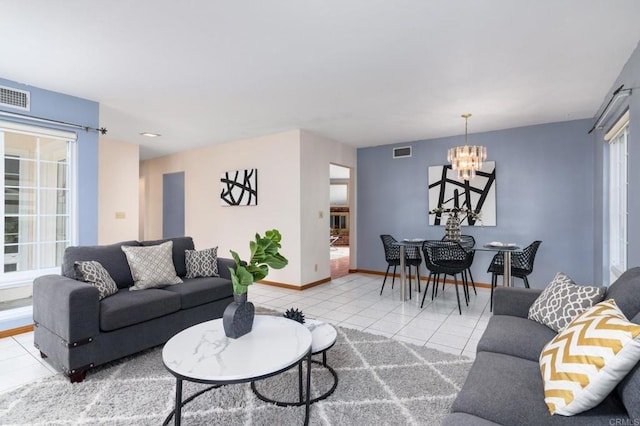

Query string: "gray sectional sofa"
[[33, 237, 234, 382], [445, 267, 640, 425]]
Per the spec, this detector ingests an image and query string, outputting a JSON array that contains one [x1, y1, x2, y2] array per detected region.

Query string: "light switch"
[[319, 211, 323, 219], [115, 211, 126, 219]]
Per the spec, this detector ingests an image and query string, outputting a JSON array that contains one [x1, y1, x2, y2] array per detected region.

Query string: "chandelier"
[[447, 113, 487, 181]]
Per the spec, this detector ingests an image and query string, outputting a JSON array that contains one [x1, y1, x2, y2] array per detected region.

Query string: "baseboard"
[[0, 324, 33, 338], [352, 269, 491, 288], [257, 277, 332, 291]]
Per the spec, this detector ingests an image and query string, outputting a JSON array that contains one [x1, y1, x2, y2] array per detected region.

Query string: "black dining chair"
[[421, 240, 473, 314], [487, 240, 542, 311], [442, 234, 477, 297], [379, 235, 422, 298]]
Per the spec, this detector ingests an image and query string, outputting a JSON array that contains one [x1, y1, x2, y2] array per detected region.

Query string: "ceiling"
[[2, 1, 640, 160]]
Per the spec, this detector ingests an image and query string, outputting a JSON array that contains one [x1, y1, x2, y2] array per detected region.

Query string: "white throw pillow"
[[539, 299, 640, 416], [121, 241, 182, 290]]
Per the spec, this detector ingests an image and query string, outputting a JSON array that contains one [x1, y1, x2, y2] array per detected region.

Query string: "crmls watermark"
[[609, 419, 640, 426]]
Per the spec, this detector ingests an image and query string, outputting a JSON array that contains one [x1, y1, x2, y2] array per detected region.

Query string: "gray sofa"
[[445, 267, 640, 425], [33, 236, 234, 383]]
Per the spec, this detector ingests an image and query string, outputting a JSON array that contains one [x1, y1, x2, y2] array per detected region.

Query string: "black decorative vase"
[[223, 293, 255, 339]]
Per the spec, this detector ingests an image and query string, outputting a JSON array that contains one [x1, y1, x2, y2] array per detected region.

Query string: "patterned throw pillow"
[[185, 247, 219, 278], [74, 260, 119, 300], [540, 299, 640, 416], [528, 272, 606, 332], [121, 241, 183, 291]]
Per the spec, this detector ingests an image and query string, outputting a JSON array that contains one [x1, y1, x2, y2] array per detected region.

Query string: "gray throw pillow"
[[121, 241, 183, 291], [185, 247, 219, 278], [528, 272, 606, 332], [74, 260, 119, 300]]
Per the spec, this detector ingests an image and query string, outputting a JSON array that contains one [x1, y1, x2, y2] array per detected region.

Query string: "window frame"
[[0, 120, 77, 288], [607, 118, 628, 284]]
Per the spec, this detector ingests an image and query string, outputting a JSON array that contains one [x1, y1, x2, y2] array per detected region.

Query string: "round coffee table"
[[162, 315, 312, 425], [251, 319, 338, 406]]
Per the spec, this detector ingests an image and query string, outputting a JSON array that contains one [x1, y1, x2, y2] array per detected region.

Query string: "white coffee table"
[[251, 318, 338, 406], [162, 315, 312, 425]]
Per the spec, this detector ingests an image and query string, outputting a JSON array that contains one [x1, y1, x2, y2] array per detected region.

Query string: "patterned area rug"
[[0, 324, 472, 425]]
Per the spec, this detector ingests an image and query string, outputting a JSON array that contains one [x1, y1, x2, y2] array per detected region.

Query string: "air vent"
[[393, 146, 412, 159], [0, 85, 30, 111]]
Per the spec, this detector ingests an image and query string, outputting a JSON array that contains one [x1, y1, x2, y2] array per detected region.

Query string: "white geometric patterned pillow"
[[528, 272, 606, 332], [185, 247, 219, 278], [121, 241, 183, 291], [74, 260, 119, 300], [540, 299, 640, 416]]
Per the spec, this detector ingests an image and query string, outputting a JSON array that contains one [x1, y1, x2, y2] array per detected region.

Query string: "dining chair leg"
[[431, 273, 438, 300], [453, 274, 462, 315], [467, 268, 477, 295], [408, 266, 412, 300], [523, 276, 530, 288], [462, 271, 469, 305], [421, 273, 432, 308], [380, 265, 391, 295], [391, 266, 397, 289], [417, 267, 421, 293]]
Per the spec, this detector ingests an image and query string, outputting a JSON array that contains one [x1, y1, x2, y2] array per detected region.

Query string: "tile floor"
[[0, 272, 491, 395]]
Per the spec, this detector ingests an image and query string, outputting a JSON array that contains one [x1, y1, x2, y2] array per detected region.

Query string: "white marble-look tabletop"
[[162, 315, 312, 382], [304, 319, 337, 354]]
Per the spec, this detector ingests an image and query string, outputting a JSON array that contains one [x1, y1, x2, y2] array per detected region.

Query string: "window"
[[607, 114, 628, 284], [330, 212, 349, 231], [0, 121, 76, 286]]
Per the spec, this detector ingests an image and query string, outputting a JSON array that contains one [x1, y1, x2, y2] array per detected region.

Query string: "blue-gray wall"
[[592, 41, 640, 285], [357, 119, 595, 287], [163, 172, 185, 238], [0, 78, 99, 245]]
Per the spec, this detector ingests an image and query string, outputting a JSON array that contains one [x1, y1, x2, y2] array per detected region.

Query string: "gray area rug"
[[0, 324, 472, 425]]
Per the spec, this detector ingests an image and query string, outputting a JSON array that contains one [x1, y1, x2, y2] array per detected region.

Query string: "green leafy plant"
[[229, 229, 288, 295]]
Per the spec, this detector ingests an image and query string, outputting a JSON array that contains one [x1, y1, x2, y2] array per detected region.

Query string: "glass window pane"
[[40, 216, 67, 243], [39, 138, 68, 162], [5, 188, 36, 214], [10, 243, 36, 271], [40, 162, 67, 189], [5, 159, 36, 187], [38, 242, 60, 269], [4, 133, 37, 159], [40, 189, 68, 215]]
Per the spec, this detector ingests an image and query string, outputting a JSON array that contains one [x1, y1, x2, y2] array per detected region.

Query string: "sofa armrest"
[[217, 257, 235, 281], [33, 274, 100, 343], [493, 287, 543, 318]]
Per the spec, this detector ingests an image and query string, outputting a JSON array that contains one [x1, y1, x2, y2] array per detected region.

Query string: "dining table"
[[393, 239, 522, 302]]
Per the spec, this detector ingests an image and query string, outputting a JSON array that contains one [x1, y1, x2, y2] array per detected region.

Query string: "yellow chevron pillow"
[[539, 299, 640, 416]]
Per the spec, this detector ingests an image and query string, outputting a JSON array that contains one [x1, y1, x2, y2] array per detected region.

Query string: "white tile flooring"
[[0, 272, 491, 395]]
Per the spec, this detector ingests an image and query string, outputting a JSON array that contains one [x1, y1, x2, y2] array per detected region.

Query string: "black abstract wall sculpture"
[[428, 161, 496, 226], [220, 169, 258, 206]]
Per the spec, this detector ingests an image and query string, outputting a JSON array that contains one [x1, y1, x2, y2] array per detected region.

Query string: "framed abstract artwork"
[[220, 169, 258, 206], [428, 161, 496, 226]]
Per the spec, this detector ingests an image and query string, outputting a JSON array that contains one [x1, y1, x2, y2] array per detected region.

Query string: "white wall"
[[300, 130, 357, 284], [98, 138, 139, 244], [139, 129, 357, 287]]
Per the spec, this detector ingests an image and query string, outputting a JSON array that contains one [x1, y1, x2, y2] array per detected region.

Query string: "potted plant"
[[223, 229, 288, 338]]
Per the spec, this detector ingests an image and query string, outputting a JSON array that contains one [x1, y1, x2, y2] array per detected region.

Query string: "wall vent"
[[0, 85, 30, 111], [393, 146, 412, 159]]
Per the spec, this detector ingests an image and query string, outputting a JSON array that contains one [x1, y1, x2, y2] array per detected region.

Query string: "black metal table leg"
[[304, 350, 311, 426], [174, 378, 182, 426]]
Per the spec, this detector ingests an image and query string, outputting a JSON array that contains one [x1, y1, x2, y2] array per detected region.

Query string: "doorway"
[[329, 164, 350, 279]]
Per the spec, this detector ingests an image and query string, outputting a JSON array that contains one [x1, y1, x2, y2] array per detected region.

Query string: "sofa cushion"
[[528, 272, 606, 332], [607, 267, 640, 320], [451, 351, 629, 425], [140, 236, 194, 278], [477, 315, 557, 362], [62, 240, 141, 289], [99, 288, 181, 331], [122, 241, 183, 290], [161, 277, 233, 309], [74, 261, 118, 300], [540, 299, 640, 416], [616, 310, 640, 420], [185, 247, 219, 278]]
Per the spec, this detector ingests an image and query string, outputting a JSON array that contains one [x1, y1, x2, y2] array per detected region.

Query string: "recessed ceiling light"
[[140, 132, 161, 137]]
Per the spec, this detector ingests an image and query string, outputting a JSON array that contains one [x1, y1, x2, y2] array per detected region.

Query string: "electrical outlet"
[[318, 211, 323, 219], [115, 211, 126, 219]]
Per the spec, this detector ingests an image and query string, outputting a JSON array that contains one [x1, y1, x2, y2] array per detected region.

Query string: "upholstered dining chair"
[[379, 235, 422, 298], [421, 240, 473, 314], [487, 240, 542, 311]]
